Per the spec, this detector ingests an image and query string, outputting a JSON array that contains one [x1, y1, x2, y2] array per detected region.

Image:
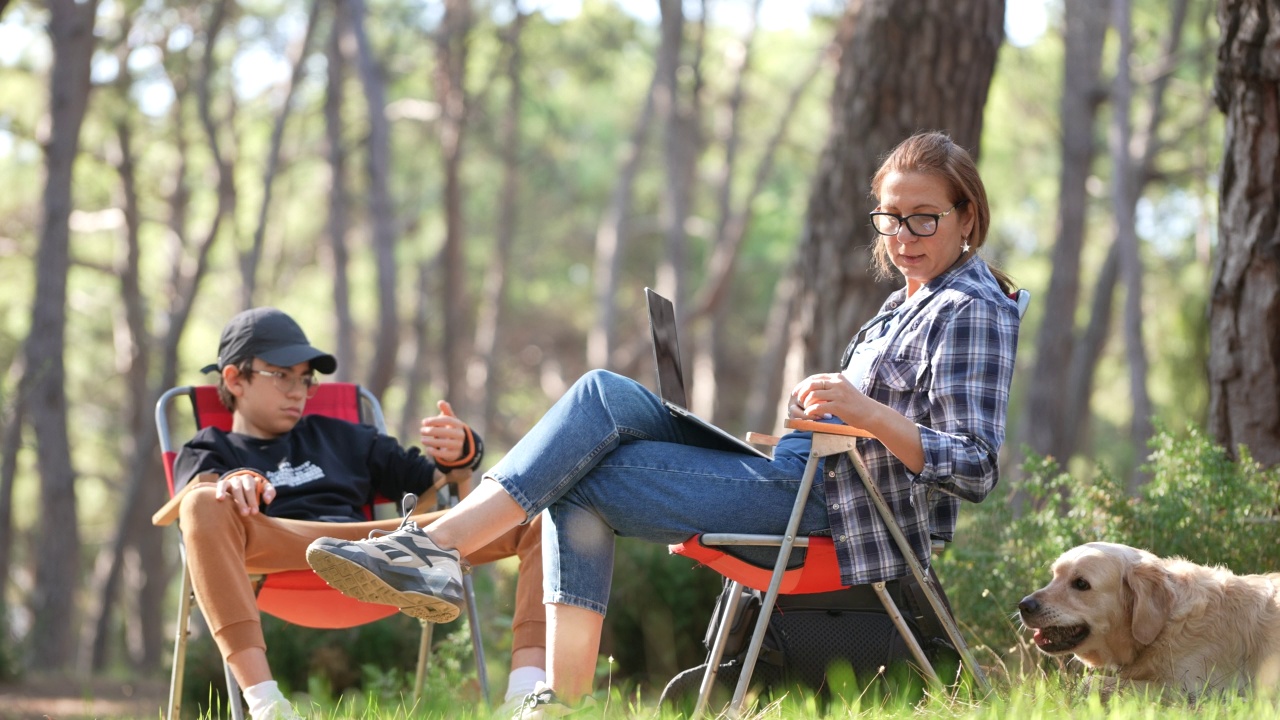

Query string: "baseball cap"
[[200, 307, 337, 375]]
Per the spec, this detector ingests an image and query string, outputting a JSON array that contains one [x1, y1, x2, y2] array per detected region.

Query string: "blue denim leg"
[[484, 369, 830, 615]]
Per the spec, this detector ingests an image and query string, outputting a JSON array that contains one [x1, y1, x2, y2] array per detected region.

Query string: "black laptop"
[[644, 288, 769, 458]]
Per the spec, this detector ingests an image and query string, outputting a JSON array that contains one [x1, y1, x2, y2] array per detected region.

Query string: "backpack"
[[659, 572, 960, 712]]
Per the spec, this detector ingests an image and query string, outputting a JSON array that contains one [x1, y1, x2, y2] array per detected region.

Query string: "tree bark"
[[243, 0, 324, 308], [688, 0, 760, 422], [326, 3, 356, 381], [654, 0, 695, 309], [1209, 0, 1280, 465], [27, 0, 98, 671], [436, 0, 472, 409], [587, 74, 658, 370], [1110, 0, 1154, 486], [798, 0, 1004, 373], [348, 0, 399, 399], [1020, 0, 1108, 465], [469, 6, 524, 437]]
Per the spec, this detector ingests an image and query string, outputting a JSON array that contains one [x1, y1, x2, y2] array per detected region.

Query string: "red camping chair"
[[671, 288, 1030, 717], [156, 383, 488, 720]]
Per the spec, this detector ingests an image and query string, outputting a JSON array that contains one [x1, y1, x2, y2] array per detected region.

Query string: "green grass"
[[198, 672, 1276, 719]]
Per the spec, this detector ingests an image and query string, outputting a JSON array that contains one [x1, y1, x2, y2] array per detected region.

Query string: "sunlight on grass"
[[186, 673, 1277, 719]]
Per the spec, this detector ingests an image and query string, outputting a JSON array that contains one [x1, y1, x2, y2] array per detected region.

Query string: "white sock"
[[243, 680, 288, 718], [504, 666, 547, 702]]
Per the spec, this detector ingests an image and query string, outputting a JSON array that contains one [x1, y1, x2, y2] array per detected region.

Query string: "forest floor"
[[0, 676, 167, 719]]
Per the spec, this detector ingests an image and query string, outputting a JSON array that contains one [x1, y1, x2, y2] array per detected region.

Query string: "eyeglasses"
[[870, 199, 967, 237], [250, 368, 321, 398]]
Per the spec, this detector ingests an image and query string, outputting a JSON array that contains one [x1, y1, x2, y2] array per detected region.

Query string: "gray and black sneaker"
[[306, 498, 464, 623]]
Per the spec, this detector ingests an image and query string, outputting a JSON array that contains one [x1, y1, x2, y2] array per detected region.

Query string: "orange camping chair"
[[156, 383, 488, 720], [670, 288, 1030, 717]]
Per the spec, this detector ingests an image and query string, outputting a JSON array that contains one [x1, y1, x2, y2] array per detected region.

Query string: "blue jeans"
[[484, 369, 831, 615]]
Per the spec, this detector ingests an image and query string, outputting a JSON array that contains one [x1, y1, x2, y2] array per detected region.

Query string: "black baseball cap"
[[200, 307, 337, 375]]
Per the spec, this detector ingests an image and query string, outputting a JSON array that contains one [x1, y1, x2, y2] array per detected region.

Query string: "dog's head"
[[1018, 542, 1173, 668]]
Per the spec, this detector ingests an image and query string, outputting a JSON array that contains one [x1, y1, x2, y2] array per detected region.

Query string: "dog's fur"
[[1019, 542, 1280, 697]]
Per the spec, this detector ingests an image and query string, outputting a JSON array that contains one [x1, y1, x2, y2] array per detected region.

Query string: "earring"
[[961, 237, 971, 253]]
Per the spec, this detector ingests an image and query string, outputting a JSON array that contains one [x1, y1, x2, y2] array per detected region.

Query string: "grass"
[[189, 670, 1277, 719]]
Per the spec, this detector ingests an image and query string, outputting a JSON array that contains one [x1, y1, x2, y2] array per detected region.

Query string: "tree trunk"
[[587, 74, 658, 370], [1110, 0, 1154, 485], [0, 359, 26, 632], [654, 0, 695, 309], [348, 0, 399, 399], [798, 0, 1004, 372], [326, 3, 356, 381], [436, 0, 472, 409], [27, 0, 98, 671], [243, 0, 324, 308], [688, 0, 760, 422], [1020, 0, 1108, 465], [469, 6, 524, 437], [1208, 0, 1280, 465], [691, 32, 833, 426]]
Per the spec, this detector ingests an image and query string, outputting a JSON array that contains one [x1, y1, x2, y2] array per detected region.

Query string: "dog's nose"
[[1018, 596, 1039, 615]]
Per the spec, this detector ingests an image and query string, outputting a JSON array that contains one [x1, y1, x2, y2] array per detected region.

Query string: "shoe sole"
[[306, 547, 462, 623]]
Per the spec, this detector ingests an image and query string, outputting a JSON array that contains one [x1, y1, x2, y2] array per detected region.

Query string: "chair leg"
[[413, 620, 434, 702], [225, 660, 245, 720], [871, 582, 940, 687], [846, 448, 992, 695], [693, 580, 744, 718], [727, 449, 826, 718], [167, 563, 195, 720], [461, 571, 490, 703]]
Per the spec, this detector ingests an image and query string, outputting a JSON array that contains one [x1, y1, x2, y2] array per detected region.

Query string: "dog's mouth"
[[1031, 624, 1090, 654]]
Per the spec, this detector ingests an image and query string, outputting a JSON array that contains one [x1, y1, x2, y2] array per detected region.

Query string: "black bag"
[[660, 574, 960, 711]]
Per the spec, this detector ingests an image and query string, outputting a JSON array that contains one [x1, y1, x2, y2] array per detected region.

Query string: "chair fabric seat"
[[672, 535, 849, 595], [256, 570, 399, 628]]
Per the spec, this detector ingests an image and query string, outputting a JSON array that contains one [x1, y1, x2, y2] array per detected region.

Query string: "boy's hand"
[[420, 400, 469, 464], [215, 469, 274, 515]]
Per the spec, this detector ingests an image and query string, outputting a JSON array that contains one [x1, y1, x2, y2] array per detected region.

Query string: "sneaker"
[[305, 511, 464, 623], [511, 682, 596, 720]]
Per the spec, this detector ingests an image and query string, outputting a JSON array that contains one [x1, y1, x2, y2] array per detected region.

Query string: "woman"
[[307, 130, 1021, 717]]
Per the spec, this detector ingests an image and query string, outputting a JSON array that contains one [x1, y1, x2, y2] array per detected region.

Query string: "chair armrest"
[[745, 431, 781, 447], [151, 473, 219, 526], [783, 418, 874, 438]]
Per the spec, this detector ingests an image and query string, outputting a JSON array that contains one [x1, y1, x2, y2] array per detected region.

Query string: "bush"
[[935, 423, 1280, 680]]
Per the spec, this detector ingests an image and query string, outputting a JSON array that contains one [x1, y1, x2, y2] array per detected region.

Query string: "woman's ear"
[[960, 203, 976, 242]]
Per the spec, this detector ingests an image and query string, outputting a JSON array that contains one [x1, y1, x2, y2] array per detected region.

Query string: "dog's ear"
[[1125, 560, 1172, 646]]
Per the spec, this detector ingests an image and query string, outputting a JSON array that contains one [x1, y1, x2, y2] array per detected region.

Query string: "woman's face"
[[875, 170, 973, 295]]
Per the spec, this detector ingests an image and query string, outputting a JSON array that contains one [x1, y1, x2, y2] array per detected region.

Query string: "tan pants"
[[178, 484, 544, 662]]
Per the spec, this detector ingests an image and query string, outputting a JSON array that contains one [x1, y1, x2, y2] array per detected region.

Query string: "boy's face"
[[224, 359, 315, 438]]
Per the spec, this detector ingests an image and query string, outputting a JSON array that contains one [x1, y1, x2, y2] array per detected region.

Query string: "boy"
[[173, 307, 544, 720]]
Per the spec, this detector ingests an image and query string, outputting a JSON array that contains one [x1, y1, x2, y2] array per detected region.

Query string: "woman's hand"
[[215, 470, 273, 515], [420, 400, 469, 464], [788, 373, 868, 423]]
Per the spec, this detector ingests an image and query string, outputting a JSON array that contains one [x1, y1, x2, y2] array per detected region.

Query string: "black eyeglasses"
[[870, 199, 967, 237], [251, 368, 321, 398]]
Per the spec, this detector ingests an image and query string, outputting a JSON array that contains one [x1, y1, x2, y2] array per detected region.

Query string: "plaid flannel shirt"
[[821, 256, 1021, 587]]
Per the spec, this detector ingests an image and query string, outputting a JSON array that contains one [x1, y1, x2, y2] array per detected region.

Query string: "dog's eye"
[[1072, 577, 1091, 591]]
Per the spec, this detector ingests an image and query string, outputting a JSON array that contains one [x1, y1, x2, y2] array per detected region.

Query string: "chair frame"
[[685, 287, 1030, 717], [691, 421, 991, 718], [156, 384, 488, 720]]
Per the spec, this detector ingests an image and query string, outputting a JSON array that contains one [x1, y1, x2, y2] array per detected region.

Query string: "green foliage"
[[937, 423, 1280, 677]]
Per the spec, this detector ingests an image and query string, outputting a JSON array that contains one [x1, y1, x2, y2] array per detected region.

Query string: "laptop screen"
[[645, 288, 688, 409]]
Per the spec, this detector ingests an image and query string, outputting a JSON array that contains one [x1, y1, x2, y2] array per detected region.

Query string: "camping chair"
[[155, 383, 489, 720], [671, 288, 1030, 718]]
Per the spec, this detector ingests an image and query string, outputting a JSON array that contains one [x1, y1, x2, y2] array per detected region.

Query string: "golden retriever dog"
[[1018, 542, 1280, 698]]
